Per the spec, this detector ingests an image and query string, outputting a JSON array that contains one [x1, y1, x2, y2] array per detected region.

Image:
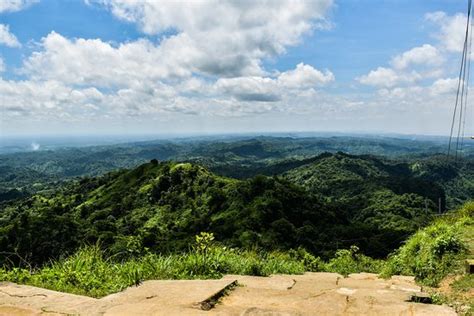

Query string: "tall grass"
[[0, 244, 307, 297], [382, 202, 474, 286], [0, 232, 387, 298]]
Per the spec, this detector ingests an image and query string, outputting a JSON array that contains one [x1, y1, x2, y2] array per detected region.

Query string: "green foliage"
[[2, 151, 463, 266], [0, 161, 342, 266], [382, 202, 474, 286], [0, 242, 306, 298], [451, 274, 474, 292], [1, 135, 472, 206], [325, 245, 385, 276], [195, 232, 215, 254], [1, 136, 473, 271], [283, 152, 444, 257], [288, 247, 326, 272]]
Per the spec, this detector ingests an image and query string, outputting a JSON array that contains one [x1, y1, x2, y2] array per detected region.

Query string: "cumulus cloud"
[[391, 44, 443, 69], [87, 0, 333, 77], [358, 42, 447, 88], [425, 11, 467, 52], [215, 76, 280, 102], [0, 78, 105, 116], [214, 63, 333, 102], [23, 32, 194, 87], [357, 67, 421, 88], [430, 77, 458, 95], [12, 1, 336, 122], [0, 24, 21, 47], [278, 63, 334, 88], [0, 0, 37, 13]]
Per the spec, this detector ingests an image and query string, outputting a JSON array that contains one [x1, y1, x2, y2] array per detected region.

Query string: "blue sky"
[[0, 0, 472, 136]]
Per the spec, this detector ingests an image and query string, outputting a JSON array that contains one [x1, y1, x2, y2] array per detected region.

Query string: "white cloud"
[[278, 63, 334, 88], [214, 63, 334, 102], [215, 76, 280, 102], [430, 77, 458, 95], [0, 78, 105, 116], [377, 86, 424, 99], [16, 1, 336, 119], [0, 24, 21, 47], [88, 0, 333, 77], [358, 42, 447, 89], [357, 67, 421, 88], [426, 11, 467, 52], [23, 32, 193, 87], [23, 23, 335, 89], [391, 44, 443, 69], [0, 0, 37, 13]]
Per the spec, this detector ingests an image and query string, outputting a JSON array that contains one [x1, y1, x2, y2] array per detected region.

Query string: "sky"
[[0, 0, 472, 137]]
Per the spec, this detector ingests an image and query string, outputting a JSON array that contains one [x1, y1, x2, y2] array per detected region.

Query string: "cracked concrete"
[[0, 273, 457, 315]]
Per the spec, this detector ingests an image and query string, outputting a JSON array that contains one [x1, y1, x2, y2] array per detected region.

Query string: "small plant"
[[195, 232, 215, 254]]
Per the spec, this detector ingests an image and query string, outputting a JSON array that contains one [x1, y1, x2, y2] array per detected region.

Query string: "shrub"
[[288, 247, 326, 272], [381, 206, 471, 286], [325, 245, 385, 276]]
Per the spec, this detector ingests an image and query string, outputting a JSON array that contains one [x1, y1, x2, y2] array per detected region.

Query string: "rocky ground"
[[0, 272, 457, 315]]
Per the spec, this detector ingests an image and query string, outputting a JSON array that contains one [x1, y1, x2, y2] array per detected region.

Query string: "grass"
[[1, 202, 472, 300], [381, 201, 474, 286], [381, 201, 474, 315], [0, 242, 308, 298], [0, 233, 385, 298], [452, 274, 474, 292]]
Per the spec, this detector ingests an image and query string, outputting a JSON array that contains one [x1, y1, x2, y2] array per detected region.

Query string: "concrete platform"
[[0, 273, 457, 316]]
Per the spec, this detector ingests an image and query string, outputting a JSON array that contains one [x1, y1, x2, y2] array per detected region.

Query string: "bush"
[[288, 247, 326, 272], [325, 245, 385, 276], [381, 205, 471, 286]]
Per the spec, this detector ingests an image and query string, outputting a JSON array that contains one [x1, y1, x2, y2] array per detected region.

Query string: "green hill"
[[1, 154, 454, 266], [3, 135, 472, 203], [0, 160, 338, 265]]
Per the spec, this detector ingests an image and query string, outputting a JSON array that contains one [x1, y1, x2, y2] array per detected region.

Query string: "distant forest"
[[0, 136, 473, 267]]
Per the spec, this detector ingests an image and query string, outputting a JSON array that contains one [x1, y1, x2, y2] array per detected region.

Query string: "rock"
[[0, 273, 457, 315]]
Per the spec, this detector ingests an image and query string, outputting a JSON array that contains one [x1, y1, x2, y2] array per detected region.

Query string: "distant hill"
[[1, 154, 457, 266], [2, 135, 471, 203]]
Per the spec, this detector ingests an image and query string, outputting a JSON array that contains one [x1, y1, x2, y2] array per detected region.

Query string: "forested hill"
[[4, 152, 471, 267], [2, 135, 473, 204]]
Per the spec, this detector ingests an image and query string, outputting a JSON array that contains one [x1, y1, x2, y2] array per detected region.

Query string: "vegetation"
[[0, 242, 306, 298], [0, 233, 384, 298], [1, 200, 471, 299], [1, 152, 457, 267], [382, 201, 473, 286], [381, 202, 474, 314], [0, 135, 473, 304], [2, 136, 473, 208]]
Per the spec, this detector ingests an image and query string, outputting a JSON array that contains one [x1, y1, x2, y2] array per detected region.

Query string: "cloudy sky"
[[0, 0, 472, 136]]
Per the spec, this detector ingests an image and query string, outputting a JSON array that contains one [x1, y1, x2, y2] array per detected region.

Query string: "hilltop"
[[2, 135, 473, 205], [2, 152, 470, 266]]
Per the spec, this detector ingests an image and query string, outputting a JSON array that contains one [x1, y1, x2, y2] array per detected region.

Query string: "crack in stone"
[[287, 279, 297, 290], [41, 306, 75, 315], [0, 289, 47, 298]]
